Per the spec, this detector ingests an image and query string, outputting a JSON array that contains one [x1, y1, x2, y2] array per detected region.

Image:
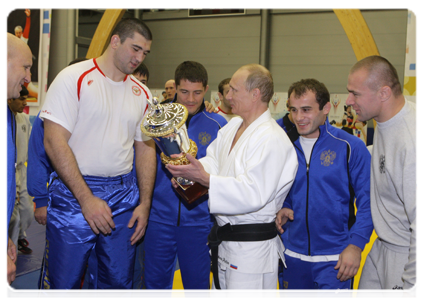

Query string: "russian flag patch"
[[230, 264, 238, 270]]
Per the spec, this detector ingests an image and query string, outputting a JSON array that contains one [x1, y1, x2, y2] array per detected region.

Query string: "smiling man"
[[38, 18, 156, 289], [7, 32, 33, 285], [275, 78, 373, 290], [143, 61, 227, 289]]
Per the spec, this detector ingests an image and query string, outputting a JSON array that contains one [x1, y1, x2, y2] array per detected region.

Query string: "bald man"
[[346, 56, 416, 289], [164, 79, 176, 103], [7, 33, 32, 100], [7, 32, 33, 285]]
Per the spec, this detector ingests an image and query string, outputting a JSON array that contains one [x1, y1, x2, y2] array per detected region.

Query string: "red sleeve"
[[23, 16, 31, 39]]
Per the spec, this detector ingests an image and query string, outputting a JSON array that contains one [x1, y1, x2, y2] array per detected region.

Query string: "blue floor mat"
[[15, 221, 45, 277], [10, 221, 45, 289], [11, 270, 40, 289]]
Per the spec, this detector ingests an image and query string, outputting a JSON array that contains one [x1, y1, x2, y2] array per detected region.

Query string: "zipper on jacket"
[[296, 130, 320, 256], [306, 167, 311, 255], [10, 108, 16, 160], [177, 199, 181, 226]]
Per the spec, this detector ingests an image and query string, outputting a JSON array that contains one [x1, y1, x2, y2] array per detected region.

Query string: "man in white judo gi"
[[167, 64, 298, 289]]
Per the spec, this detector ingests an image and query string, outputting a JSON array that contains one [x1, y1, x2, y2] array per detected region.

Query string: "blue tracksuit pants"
[[143, 220, 212, 289], [278, 254, 353, 289]]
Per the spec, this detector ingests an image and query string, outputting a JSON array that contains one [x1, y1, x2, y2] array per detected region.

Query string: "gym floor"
[[9, 218, 374, 290]]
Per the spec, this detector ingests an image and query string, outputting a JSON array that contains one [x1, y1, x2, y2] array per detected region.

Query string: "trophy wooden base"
[[174, 179, 208, 204]]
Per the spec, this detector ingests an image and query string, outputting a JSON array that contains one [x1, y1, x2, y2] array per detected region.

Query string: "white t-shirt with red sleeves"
[[40, 58, 151, 177], [216, 107, 237, 122]]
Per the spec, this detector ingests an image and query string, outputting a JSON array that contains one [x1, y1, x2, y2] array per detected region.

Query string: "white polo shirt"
[[41, 58, 151, 177]]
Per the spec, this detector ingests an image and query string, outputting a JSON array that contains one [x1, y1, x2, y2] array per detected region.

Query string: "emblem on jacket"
[[21, 124, 27, 133], [320, 150, 336, 166], [379, 154, 386, 174], [198, 132, 211, 146]]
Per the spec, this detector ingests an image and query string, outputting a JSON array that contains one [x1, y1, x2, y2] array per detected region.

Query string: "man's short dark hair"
[[288, 78, 330, 110], [19, 85, 29, 98], [174, 61, 208, 88], [111, 18, 153, 43], [218, 78, 231, 94], [350, 55, 402, 97], [133, 63, 149, 81]]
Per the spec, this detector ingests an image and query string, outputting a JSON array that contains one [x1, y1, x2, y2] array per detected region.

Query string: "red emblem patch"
[[132, 86, 141, 96]]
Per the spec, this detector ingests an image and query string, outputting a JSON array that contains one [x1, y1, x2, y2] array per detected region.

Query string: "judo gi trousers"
[[143, 220, 212, 289], [279, 255, 352, 289], [214, 262, 278, 289], [40, 172, 139, 289]]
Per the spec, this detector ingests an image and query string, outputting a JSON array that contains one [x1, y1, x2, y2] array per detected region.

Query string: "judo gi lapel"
[[221, 110, 272, 175]]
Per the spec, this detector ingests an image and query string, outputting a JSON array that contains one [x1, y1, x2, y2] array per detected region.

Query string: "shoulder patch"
[[132, 85, 142, 96]]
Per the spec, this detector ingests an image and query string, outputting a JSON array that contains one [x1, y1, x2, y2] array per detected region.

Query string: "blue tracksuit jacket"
[[7, 106, 17, 229], [27, 112, 53, 208], [282, 119, 373, 256]]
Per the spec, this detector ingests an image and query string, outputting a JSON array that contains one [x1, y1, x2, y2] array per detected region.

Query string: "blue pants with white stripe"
[[278, 254, 352, 289], [143, 220, 212, 289], [40, 172, 139, 289]]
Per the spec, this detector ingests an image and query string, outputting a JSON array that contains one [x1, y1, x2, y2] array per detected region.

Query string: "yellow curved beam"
[[333, 9, 380, 60], [86, 9, 126, 59]]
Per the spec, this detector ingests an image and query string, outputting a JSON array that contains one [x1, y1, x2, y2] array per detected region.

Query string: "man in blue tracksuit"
[[276, 78, 373, 289], [27, 112, 53, 226], [143, 61, 227, 289], [7, 105, 17, 285], [7, 33, 33, 284]]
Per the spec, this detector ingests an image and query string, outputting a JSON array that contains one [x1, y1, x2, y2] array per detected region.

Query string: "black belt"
[[207, 222, 277, 289]]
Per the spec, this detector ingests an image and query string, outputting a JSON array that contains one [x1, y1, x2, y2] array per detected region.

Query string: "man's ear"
[[110, 35, 120, 49], [217, 92, 223, 101], [251, 88, 261, 102], [379, 86, 392, 102], [323, 101, 332, 114]]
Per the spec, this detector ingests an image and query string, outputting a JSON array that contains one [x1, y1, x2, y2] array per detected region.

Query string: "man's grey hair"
[[240, 64, 274, 103]]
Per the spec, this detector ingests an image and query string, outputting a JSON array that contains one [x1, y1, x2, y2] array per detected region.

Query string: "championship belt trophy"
[[141, 97, 208, 204]]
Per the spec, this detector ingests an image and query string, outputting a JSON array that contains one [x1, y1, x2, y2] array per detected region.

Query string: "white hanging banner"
[[268, 92, 289, 120], [403, 11, 416, 103]]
